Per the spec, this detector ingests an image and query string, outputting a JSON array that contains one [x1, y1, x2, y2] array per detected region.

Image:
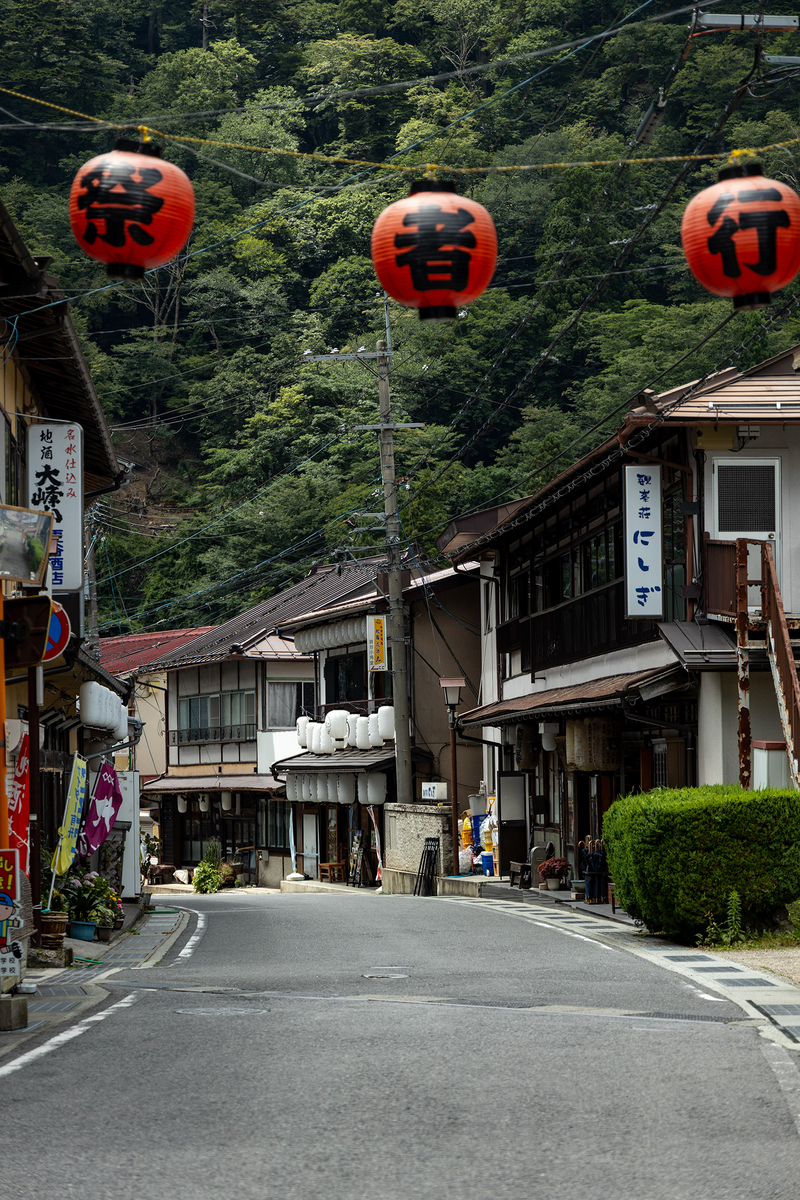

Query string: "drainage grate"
[[717, 977, 777, 987], [662, 955, 710, 962]]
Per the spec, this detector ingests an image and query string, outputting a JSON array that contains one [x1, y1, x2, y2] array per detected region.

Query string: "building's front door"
[[302, 812, 319, 879]]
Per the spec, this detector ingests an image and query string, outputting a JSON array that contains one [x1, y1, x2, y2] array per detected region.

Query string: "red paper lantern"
[[371, 181, 497, 320], [69, 139, 195, 280], [681, 162, 800, 309]]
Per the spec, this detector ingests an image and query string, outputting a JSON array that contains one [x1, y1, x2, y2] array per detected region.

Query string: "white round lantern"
[[357, 773, 369, 805], [338, 773, 356, 805], [377, 705, 395, 740], [176, 794, 187, 814], [356, 716, 371, 750], [367, 773, 387, 806], [319, 725, 336, 754], [325, 709, 349, 744], [296, 716, 309, 748], [285, 775, 297, 802], [346, 714, 359, 747], [368, 713, 383, 748], [220, 790, 233, 811], [198, 793, 209, 813]]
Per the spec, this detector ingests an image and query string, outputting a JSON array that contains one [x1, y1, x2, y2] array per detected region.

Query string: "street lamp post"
[[439, 677, 465, 876]]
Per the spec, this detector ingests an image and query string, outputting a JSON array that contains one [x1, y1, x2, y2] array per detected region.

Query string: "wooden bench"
[[319, 861, 346, 883], [509, 861, 532, 889]]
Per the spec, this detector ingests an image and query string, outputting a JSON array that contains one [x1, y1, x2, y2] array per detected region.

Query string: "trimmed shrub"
[[192, 861, 222, 894], [603, 784, 800, 941]]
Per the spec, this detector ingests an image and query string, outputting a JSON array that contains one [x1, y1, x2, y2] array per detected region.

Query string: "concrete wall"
[[701, 427, 800, 614], [698, 670, 784, 785], [384, 802, 453, 876]]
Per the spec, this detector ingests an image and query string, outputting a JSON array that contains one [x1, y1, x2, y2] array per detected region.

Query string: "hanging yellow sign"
[[51, 754, 88, 876], [367, 615, 387, 672]]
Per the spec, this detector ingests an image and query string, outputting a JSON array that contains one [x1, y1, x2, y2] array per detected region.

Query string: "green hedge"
[[603, 784, 800, 941]]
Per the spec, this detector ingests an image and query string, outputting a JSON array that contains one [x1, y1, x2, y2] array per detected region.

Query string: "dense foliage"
[[604, 785, 800, 940], [3, 1, 800, 630]]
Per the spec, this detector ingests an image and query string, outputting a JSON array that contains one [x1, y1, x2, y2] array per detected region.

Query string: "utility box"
[[752, 740, 791, 791]]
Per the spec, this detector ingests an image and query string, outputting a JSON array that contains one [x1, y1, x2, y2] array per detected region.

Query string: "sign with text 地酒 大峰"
[[27, 422, 83, 592]]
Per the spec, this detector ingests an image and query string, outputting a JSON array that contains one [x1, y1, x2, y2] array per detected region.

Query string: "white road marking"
[[0, 992, 141, 1078], [174, 910, 207, 961], [762, 1042, 800, 1137]]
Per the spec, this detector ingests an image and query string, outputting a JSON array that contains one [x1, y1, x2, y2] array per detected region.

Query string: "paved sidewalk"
[[460, 893, 800, 1047], [1, 907, 188, 1055]]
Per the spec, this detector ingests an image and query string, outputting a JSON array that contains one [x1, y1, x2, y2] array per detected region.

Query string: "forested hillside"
[[2, 0, 800, 632]]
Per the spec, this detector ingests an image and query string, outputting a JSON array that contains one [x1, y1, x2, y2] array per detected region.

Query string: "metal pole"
[[736, 538, 751, 788], [376, 338, 413, 806], [449, 715, 459, 875]]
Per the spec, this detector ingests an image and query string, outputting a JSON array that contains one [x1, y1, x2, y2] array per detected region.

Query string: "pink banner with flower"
[[78, 763, 123, 857]]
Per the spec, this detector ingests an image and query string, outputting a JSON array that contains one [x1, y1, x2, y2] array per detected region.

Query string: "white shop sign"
[[624, 464, 663, 618], [27, 422, 83, 592]]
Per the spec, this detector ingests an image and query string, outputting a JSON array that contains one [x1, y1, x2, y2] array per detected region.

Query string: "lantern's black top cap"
[[409, 180, 457, 195], [717, 161, 763, 182], [113, 137, 163, 158]]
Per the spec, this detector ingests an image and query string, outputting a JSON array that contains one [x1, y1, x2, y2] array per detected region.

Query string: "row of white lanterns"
[[296, 706, 395, 753], [293, 618, 367, 653], [176, 790, 234, 814], [285, 771, 387, 805]]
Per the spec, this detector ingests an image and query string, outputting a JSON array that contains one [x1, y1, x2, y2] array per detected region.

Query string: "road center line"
[[174, 910, 207, 961], [0, 992, 141, 1079]]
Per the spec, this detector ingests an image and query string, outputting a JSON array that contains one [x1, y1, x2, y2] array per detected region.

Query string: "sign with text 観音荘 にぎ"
[[367, 614, 387, 671], [624, 464, 663, 619], [27, 422, 84, 592]]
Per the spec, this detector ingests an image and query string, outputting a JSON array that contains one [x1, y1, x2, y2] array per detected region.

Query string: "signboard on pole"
[[8, 734, 29, 875], [0, 848, 21, 984], [367, 614, 388, 671], [624, 464, 663, 618], [43, 600, 72, 662], [27, 422, 84, 592]]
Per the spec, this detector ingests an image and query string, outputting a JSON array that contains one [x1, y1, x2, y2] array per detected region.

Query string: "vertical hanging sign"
[[367, 615, 388, 671], [8, 734, 29, 875], [27, 422, 84, 592], [624, 464, 663, 618]]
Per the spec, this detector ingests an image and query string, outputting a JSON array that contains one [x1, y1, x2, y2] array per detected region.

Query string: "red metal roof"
[[99, 628, 214, 676]]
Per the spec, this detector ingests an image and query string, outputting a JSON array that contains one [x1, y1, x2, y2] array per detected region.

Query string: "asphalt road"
[[5, 892, 800, 1200]]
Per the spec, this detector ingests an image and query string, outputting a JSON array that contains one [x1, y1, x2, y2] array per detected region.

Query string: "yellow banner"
[[51, 755, 87, 876], [368, 615, 387, 672]]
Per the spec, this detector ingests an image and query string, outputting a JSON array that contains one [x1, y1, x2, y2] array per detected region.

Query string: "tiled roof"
[[145, 566, 378, 670], [98, 628, 214, 676], [458, 666, 685, 726]]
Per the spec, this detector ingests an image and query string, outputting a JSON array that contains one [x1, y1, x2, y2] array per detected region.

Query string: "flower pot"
[[96, 925, 114, 943], [70, 920, 97, 941], [113, 918, 124, 930], [546, 877, 562, 890]]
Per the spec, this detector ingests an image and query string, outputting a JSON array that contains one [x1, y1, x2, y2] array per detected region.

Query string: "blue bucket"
[[481, 851, 494, 877]]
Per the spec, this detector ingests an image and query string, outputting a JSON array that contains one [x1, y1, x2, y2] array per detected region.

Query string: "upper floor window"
[[175, 690, 255, 744], [266, 681, 315, 729], [324, 652, 365, 703]]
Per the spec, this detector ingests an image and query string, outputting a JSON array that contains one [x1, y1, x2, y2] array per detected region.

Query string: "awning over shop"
[[142, 773, 281, 795], [272, 746, 432, 774], [658, 621, 737, 669], [457, 665, 688, 727]]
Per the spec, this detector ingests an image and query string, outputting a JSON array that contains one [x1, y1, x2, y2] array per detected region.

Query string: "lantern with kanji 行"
[[69, 139, 195, 280], [371, 181, 497, 320], [681, 162, 800, 309]]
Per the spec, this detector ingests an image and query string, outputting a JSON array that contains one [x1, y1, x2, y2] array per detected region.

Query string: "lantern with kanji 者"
[[371, 181, 497, 320], [681, 161, 800, 309], [69, 139, 195, 280]]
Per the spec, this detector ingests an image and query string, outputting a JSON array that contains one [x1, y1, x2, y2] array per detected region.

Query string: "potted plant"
[[63, 869, 103, 941], [92, 905, 117, 943], [538, 857, 571, 891]]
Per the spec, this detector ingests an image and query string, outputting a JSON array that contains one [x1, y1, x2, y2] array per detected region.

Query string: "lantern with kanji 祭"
[[371, 181, 497, 320], [69, 138, 195, 280], [681, 161, 800, 309]]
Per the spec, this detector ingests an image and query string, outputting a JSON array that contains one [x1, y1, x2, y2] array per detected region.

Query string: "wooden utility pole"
[[305, 309, 421, 804]]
